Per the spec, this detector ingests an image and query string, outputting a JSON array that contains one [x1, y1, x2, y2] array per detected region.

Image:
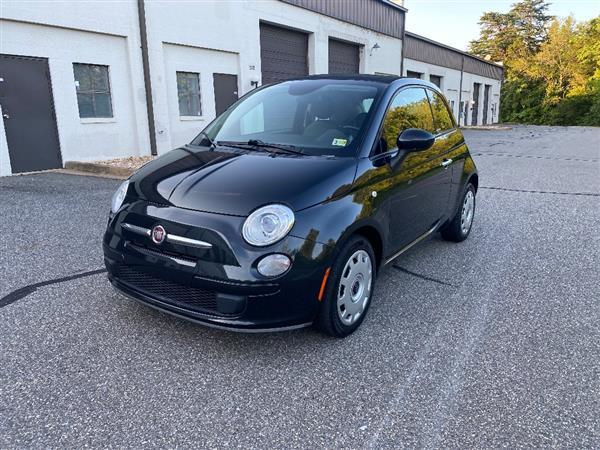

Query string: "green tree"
[[469, 0, 552, 62], [469, 11, 519, 62], [527, 16, 582, 100], [472, 0, 600, 126], [575, 17, 600, 81], [511, 0, 553, 52]]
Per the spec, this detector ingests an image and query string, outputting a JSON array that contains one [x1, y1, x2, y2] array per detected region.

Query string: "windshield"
[[191, 79, 383, 157]]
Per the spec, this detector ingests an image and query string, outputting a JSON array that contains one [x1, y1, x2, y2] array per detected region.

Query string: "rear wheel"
[[315, 236, 375, 338], [441, 183, 476, 242]]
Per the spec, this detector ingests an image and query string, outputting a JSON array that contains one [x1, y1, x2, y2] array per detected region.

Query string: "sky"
[[404, 0, 600, 51]]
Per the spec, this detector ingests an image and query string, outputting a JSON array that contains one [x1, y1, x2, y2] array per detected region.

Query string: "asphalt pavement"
[[1, 125, 599, 448]]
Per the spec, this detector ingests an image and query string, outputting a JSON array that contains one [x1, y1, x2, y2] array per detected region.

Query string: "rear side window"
[[427, 90, 454, 134], [380, 87, 435, 152]]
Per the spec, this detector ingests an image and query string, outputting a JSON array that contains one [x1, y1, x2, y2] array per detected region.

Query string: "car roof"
[[299, 74, 401, 84], [282, 74, 440, 90]]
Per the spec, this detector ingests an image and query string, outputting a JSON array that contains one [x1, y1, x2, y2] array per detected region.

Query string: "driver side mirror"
[[397, 128, 435, 152]]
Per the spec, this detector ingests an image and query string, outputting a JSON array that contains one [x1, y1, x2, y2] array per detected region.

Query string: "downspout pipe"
[[400, 15, 406, 75], [137, 0, 157, 156], [458, 55, 465, 126]]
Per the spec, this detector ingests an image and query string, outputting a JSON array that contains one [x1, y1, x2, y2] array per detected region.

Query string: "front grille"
[[115, 266, 229, 316], [127, 242, 197, 267]]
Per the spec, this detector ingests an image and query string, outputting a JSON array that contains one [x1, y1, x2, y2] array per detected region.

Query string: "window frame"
[[370, 85, 437, 159], [72, 63, 114, 119], [425, 88, 457, 134], [176, 71, 203, 118]]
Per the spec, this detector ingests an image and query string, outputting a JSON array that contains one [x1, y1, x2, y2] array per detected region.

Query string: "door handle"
[[441, 158, 453, 167]]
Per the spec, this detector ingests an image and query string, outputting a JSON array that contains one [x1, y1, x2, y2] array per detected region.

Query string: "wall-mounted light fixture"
[[249, 73, 259, 89], [369, 43, 380, 56]]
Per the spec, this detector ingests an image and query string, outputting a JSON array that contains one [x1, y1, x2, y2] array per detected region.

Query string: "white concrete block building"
[[0, 0, 502, 176], [403, 32, 503, 127]]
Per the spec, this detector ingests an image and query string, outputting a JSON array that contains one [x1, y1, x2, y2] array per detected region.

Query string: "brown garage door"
[[260, 23, 308, 85], [328, 39, 360, 74]]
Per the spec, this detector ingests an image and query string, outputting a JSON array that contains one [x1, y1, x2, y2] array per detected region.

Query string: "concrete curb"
[[461, 125, 513, 131], [64, 161, 133, 178]]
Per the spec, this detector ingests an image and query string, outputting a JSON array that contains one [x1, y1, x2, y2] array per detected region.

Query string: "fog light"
[[257, 254, 291, 277]]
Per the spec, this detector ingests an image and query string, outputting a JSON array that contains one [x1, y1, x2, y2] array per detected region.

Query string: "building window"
[[177, 72, 202, 116], [73, 63, 113, 118], [406, 70, 423, 79], [429, 74, 442, 88]]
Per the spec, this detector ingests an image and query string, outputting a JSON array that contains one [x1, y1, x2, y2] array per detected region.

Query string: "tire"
[[315, 236, 376, 338], [441, 183, 476, 242]]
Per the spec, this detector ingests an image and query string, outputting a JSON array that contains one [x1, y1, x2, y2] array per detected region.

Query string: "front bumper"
[[103, 200, 335, 331]]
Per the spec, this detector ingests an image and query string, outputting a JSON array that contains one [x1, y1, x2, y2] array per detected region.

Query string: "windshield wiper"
[[216, 140, 304, 156], [247, 139, 304, 156], [216, 140, 256, 151]]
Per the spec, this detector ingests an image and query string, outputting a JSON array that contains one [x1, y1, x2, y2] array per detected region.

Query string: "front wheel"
[[315, 236, 376, 338], [441, 183, 476, 242]]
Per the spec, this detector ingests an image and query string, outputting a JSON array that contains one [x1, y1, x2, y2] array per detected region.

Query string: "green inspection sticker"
[[331, 138, 348, 147]]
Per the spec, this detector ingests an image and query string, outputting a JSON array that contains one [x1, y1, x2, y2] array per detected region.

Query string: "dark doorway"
[[459, 101, 467, 126], [0, 54, 61, 173], [260, 23, 308, 85], [471, 82, 481, 125], [213, 73, 238, 116], [482, 84, 491, 125], [328, 39, 360, 74]]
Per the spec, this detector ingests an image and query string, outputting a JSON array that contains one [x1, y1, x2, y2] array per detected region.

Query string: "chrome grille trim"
[[166, 234, 212, 249], [121, 222, 212, 249], [121, 223, 151, 237]]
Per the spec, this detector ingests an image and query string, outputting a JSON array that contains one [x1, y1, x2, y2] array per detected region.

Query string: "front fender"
[[290, 183, 389, 260]]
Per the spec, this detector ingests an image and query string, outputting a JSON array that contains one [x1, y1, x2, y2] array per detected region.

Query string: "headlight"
[[242, 204, 295, 246], [111, 180, 129, 214]]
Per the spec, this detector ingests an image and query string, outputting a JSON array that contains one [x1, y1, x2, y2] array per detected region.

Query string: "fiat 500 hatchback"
[[103, 75, 478, 337]]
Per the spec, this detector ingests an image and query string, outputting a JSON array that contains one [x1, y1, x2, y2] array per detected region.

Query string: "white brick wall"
[[1, 0, 405, 172], [0, 0, 501, 175], [404, 58, 502, 125]]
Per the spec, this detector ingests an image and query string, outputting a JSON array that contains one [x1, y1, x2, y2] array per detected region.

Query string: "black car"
[[103, 75, 478, 337]]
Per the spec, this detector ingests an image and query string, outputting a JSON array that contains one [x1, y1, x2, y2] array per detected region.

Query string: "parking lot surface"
[[1, 125, 599, 448]]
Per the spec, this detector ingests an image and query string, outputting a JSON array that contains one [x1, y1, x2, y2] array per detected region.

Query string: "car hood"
[[129, 146, 357, 216]]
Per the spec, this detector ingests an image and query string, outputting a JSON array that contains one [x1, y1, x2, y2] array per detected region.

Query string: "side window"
[[379, 87, 435, 152], [73, 63, 113, 118], [427, 90, 454, 133]]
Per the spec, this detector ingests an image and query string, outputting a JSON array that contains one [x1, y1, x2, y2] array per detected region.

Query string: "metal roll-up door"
[[260, 23, 308, 84], [328, 39, 360, 74]]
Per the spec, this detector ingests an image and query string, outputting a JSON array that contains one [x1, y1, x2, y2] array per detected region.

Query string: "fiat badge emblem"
[[151, 225, 166, 244]]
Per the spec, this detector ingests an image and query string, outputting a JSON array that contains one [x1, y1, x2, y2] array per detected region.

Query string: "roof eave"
[[405, 31, 504, 70], [379, 0, 408, 12]]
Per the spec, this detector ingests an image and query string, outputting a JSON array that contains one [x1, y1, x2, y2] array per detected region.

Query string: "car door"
[[375, 87, 453, 252]]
